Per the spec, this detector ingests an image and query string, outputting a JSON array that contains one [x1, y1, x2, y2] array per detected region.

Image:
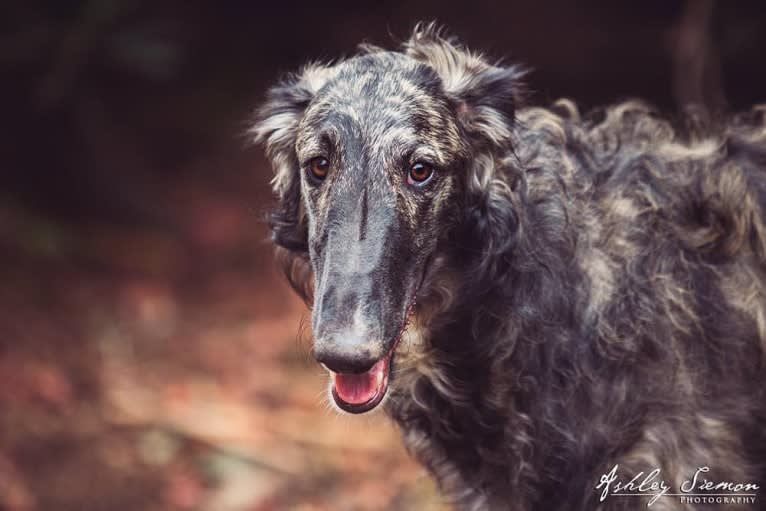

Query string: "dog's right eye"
[[308, 157, 330, 181]]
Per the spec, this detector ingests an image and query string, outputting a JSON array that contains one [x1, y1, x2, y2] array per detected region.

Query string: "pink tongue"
[[332, 357, 388, 405]]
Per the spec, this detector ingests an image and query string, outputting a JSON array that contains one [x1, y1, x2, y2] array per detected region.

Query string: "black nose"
[[314, 342, 382, 374]]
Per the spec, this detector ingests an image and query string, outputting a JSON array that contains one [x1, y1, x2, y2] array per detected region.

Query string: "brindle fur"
[[253, 24, 766, 511]]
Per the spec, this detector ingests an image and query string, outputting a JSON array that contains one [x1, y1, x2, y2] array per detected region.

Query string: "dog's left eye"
[[407, 162, 434, 186]]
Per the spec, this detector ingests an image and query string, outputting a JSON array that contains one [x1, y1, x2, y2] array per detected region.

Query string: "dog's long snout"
[[310, 185, 405, 374]]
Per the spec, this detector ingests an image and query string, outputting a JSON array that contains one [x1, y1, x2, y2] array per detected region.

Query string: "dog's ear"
[[251, 63, 334, 303], [251, 63, 336, 252], [251, 63, 334, 201], [404, 23, 526, 150]]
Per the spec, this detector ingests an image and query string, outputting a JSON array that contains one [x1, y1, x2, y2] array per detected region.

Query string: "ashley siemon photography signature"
[[596, 465, 760, 507]]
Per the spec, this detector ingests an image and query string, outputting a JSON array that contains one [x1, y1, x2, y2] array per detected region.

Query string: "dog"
[[252, 23, 766, 511]]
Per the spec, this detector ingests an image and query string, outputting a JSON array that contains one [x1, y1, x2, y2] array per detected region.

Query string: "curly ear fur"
[[404, 22, 527, 151], [251, 63, 336, 303]]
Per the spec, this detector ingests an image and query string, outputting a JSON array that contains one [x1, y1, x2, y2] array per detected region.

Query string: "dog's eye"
[[308, 157, 330, 181], [408, 162, 434, 186]]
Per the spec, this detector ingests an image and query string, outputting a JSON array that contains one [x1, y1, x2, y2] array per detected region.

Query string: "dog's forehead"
[[332, 53, 431, 95], [310, 54, 443, 121], [298, 52, 461, 157]]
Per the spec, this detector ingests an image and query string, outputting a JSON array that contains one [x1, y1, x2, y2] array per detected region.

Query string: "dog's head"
[[253, 24, 524, 413]]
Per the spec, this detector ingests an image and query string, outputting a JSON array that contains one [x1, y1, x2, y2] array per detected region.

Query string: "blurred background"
[[1, 1, 765, 510]]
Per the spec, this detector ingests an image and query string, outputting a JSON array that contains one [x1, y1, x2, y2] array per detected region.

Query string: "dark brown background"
[[1, 2, 765, 510]]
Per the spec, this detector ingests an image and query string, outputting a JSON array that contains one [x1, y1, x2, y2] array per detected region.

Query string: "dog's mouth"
[[329, 346, 395, 414], [327, 297, 417, 414]]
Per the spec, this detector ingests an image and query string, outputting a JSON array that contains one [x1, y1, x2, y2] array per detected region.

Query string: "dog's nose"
[[312, 278, 388, 373], [314, 338, 384, 374]]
